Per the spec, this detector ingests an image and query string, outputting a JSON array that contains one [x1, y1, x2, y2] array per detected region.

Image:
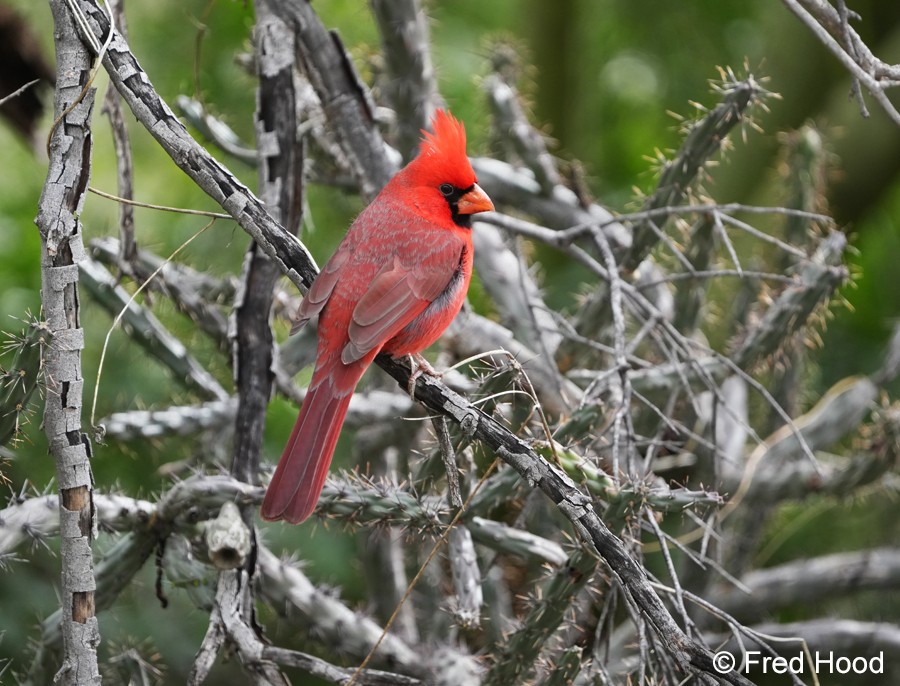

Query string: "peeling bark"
[[36, 1, 101, 683]]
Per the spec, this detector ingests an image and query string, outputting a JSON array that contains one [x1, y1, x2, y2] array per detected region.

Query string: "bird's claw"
[[407, 353, 442, 397]]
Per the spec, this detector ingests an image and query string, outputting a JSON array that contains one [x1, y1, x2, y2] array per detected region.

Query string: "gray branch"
[[193, 569, 289, 685], [99, 398, 237, 441], [484, 67, 561, 195], [80, 257, 229, 401], [262, 645, 422, 685], [89, 236, 233, 351], [369, 0, 440, 162], [711, 548, 900, 623], [783, 0, 900, 127], [73, 0, 318, 294], [267, 0, 398, 198], [99, 0, 136, 272], [256, 544, 428, 675], [36, 2, 102, 682]]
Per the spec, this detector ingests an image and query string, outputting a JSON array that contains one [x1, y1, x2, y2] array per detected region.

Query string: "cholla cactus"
[[0, 317, 51, 448]]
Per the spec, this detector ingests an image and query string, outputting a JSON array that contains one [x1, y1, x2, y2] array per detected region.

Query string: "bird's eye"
[[439, 183, 454, 197]]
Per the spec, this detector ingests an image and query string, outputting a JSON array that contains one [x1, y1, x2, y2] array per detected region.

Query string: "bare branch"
[[88, 236, 233, 350], [72, 0, 318, 293], [99, 0, 136, 273], [267, 0, 398, 197], [80, 257, 229, 402], [783, 0, 900, 126], [229, 0, 303, 484], [483, 55, 561, 194], [256, 544, 429, 675], [369, 0, 440, 162], [712, 548, 900, 623], [262, 645, 422, 685], [37, 2, 102, 681]]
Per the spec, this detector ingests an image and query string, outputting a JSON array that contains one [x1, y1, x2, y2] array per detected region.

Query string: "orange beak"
[[456, 183, 494, 215]]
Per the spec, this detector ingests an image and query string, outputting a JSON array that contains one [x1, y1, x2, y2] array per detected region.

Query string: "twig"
[[99, 0, 136, 272], [645, 512, 696, 639], [175, 95, 258, 165], [88, 186, 232, 218], [444, 311, 580, 417], [262, 646, 422, 685], [432, 415, 462, 508], [470, 157, 632, 263], [595, 222, 633, 479], [471, 220, 567, 370], [783, 0, 900, 127], [0, 79, 41, 107], [673, 214, 716, 334]]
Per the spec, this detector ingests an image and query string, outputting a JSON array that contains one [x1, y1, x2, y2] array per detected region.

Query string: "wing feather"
[[342, 240, 463, 364], [291, 245, 352, 334]]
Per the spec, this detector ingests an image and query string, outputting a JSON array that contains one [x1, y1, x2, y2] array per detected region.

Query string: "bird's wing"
[[290, 244, 352, 335], [342, 243, 462, 364]]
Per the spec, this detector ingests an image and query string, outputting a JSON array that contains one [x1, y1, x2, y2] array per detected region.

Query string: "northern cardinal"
[[262, 110, 494, 523]]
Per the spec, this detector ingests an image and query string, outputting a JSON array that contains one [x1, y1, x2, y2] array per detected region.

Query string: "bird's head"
[[396, 109, 494, 228]]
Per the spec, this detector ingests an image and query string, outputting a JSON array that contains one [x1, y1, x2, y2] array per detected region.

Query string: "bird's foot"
[[407, 353, 442, 397]]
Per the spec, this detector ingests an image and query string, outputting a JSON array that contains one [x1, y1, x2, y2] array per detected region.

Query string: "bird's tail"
[[261, 365, 361, 523]]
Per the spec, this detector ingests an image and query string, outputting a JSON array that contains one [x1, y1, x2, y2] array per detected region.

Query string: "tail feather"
[[261, 374, 356, 523]]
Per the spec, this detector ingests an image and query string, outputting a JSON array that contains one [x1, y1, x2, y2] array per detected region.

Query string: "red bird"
[[262, 110, 494, 524]]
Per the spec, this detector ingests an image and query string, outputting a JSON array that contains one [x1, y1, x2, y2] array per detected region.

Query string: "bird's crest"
[[420, 110, 467, 160], [413, 109, 475, 188]]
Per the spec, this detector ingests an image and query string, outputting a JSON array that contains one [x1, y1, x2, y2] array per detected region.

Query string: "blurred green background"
[[1, 0, 899, 683]]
